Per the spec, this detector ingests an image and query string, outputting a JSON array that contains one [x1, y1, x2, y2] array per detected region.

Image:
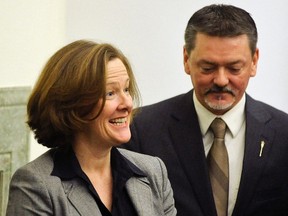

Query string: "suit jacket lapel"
[[232, 95, 276, 215], [169, 91, 216, 216], [63, 179, 102, 216], [125, 177, 153, 216]]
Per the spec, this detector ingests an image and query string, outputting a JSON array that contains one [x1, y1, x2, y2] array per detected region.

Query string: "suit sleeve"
[[6, 166, 54, 216], [156, 157, 177, 216]]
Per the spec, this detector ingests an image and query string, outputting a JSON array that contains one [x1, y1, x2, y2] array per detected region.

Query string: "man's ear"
[[250, 48, 259, 77], [183, 46, 191, 75]]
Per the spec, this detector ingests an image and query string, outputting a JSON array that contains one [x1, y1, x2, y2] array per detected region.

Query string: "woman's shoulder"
[[117, 148, 166, 175], [12, 149, 55, 178], [118, 148, 158, 161]]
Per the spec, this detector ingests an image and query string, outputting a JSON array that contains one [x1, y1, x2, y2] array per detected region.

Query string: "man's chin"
[[205, 100, 234, 114]]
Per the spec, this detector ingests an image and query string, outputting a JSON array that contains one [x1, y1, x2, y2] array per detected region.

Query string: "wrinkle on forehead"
[[106, 58, 129, 80], [191, 34, 251, 65]]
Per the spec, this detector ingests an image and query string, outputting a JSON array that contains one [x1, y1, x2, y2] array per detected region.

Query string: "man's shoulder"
[[246, 94, 288, 123]]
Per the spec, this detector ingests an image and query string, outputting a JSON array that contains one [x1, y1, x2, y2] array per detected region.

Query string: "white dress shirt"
[[193, 92, 246, 216]]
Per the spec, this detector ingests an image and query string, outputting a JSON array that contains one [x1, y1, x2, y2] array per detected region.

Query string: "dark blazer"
[[6, 148, 176, 216], [123, 90, 288, 216]]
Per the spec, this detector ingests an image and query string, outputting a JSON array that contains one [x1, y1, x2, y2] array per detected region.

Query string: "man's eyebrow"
[[226, 60, 244, 66], [197, 60, 244, 66], [197, 60, 217, 65]]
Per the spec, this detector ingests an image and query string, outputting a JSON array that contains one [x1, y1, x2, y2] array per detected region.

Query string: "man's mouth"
[[205, 86, 235, 96]]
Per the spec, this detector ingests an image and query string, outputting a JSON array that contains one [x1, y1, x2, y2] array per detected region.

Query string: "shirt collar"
[[51, 146, 146, 180], [111, 147, 146, 178], [51, 146, 80, 179], [193, 91, 246, 137]]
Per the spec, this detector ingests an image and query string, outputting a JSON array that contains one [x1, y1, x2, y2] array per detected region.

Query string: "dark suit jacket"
[[6, 148, 176, 216], [123, 90, 288, 216]]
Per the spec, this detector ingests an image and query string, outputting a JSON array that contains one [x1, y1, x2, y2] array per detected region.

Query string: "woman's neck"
[[73, 136, 114, 211]]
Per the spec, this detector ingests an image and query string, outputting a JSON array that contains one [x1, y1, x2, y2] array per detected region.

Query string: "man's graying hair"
[[184, 4, 258, 56]]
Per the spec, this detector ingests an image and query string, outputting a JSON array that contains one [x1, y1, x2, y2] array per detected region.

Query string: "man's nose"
[[213, 69, 229, 87]]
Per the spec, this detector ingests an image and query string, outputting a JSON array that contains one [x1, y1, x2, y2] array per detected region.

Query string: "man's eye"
[[201, 67, 215, 73], [229, 68, 241, 73]]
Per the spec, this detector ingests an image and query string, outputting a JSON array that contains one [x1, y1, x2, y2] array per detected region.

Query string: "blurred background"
[[1, 0, 288, 161]]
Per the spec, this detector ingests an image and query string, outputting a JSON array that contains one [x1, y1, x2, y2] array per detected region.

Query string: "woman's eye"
[[106, 91, 114, 98]]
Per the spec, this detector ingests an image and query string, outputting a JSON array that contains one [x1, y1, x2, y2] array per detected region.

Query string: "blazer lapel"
[[169, 91, 216, 216], [232, 95, 276, 215], [125, 177, 153, 216], [62, 179, 102, 216]]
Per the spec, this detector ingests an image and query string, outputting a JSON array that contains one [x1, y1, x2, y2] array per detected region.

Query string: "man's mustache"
[[205, 85, 235, 96]]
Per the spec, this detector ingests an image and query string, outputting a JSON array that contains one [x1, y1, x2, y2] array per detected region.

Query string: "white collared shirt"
[[193, 92, 246, 216]]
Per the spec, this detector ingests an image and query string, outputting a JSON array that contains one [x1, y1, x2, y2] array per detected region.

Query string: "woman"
[[6, 40, 176, 216]]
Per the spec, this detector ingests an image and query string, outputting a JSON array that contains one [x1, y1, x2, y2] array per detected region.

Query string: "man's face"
[[184, 33, 259, 115]]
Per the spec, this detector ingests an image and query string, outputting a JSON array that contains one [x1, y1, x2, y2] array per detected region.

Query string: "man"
[[123, 4, 288, 216]]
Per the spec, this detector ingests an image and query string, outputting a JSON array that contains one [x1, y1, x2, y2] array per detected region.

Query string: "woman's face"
[[84, 58, 133, 149]]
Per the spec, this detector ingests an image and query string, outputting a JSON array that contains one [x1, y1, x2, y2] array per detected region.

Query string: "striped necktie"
[[208, 118, 229, 216]]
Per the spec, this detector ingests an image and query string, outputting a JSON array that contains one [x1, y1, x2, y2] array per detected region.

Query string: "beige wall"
[[1, 0, 288, 161], [0, 0, 66, 160], [67, 0, 288, 112]]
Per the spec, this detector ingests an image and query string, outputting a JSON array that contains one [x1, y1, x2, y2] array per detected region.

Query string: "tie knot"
[[210, 118, 226, 139]]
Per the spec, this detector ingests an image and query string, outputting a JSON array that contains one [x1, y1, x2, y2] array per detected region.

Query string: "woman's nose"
[[118, 92, 133, 111]]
